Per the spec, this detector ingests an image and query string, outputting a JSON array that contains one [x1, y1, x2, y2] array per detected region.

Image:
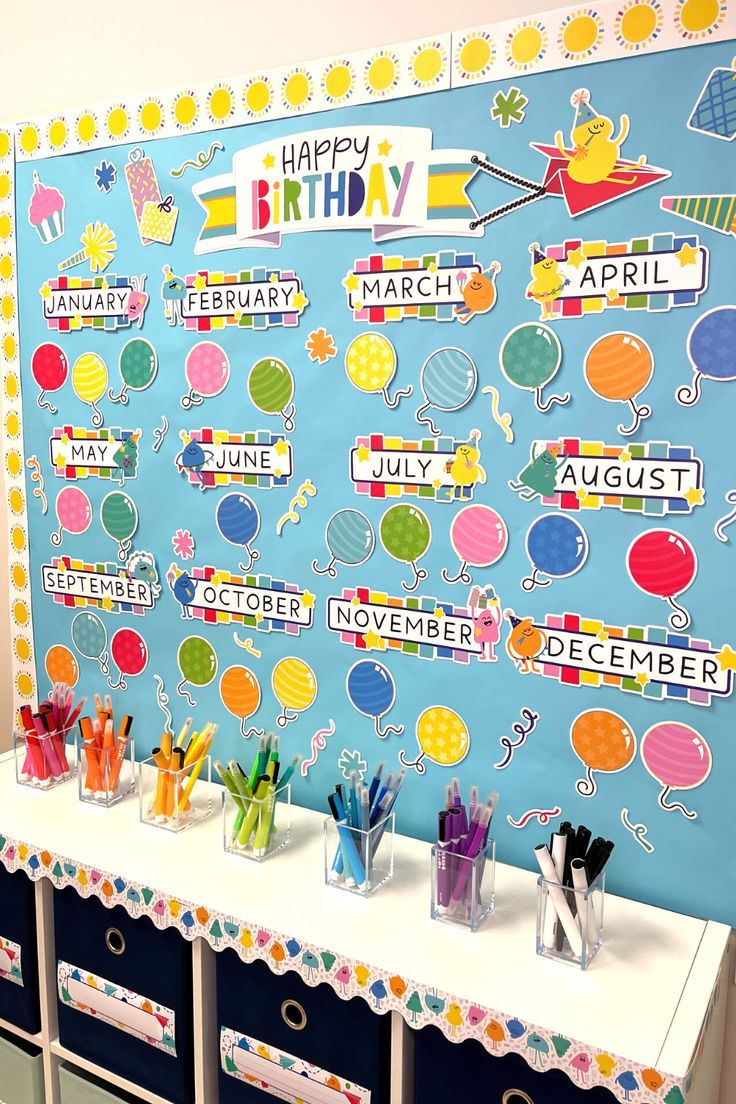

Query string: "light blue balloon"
[[416, 347, 477, 435], [313, 509, 375, 577], [71, 612, 107, 659]]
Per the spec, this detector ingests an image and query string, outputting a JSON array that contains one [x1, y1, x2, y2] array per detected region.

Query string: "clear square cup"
[[138, 755, 212, 833], [431, 839, 496, 932], [324, 812, 394, 897], [77, 731, 135, 808], [536, 870, 605, 969], [223, 784, 291, 861], [14, 727, 75, 790]]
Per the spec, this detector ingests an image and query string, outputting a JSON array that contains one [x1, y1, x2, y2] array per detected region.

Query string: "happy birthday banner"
[[165, 268, 307, 331], [176, 429, 293, 489], [193, 126, 482, 252], [42, 555, 159, 615], [167, 563, 313, 634], [40, 274, 149, 331], [51, 426, 141, 482]]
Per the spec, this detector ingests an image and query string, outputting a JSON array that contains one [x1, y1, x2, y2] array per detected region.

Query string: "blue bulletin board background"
[[10, 34, 736, 925]]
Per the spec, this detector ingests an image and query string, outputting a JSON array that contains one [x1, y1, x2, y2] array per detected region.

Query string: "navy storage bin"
[[0, 863, 41, 1033], [54, 885, 195, 1104], [217, 950, 391, 1102], [413, 1025, 622, 1104]]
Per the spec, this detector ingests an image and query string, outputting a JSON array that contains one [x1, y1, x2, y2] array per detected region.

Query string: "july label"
[[40, 274, 148, 331], [42, 555, 159, 615], [173, 269, 307, 331], [351, 434, 483, 502], [168, 564, 313, 634], [51, 426, 141, 482], [344, 251, 481, 322], [177, 429, 293, 490]]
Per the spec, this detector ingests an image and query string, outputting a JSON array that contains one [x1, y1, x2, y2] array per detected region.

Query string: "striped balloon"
[[248, 357, 294, 415], [449, 505, 507, 567], [220, 665, 262, 738], [641, 722, 712, 790], [347, 660, 395, 719], [420, 347, 477, 411], [584, 333, 653, 402], [100, 491, 138, 542], [272, 656, 317, 727], [627, 529, 696, 599], [72, 352, 108, 404], [326, 509, 374, 566]]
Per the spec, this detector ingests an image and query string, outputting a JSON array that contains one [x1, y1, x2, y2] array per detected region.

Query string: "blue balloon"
[[313, 509, 374, 576], [216, 493, 260, 570], [416, 347, 477, 435], [679, 307, 736, 406], [346, 660, 404, 738], [524, 514, 588, 590]]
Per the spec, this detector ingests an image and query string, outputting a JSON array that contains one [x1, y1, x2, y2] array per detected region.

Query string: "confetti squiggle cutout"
[[494, 707, 540, 769], [300, 719, 336, 776], [170, 141, 224, 178], [507, 805, 561, 829], [714, 489, 736, 543], [621, 808, 655, 854], [152, 416, 169, 453], [276, 478, 317, 536], [26, 456, 48, 514], [482, 385, 514, 443], [154, 675, 174, 734], [233, 632, 261, 658]]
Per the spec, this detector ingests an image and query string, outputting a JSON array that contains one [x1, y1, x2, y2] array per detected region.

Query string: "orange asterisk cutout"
[[305, 327, 337, 365]]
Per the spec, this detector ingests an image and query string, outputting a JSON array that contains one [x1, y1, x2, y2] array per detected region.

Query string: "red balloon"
[[626, 529, 697, 599], [32, 343, 68, 392], [110, 628, 148, 677]]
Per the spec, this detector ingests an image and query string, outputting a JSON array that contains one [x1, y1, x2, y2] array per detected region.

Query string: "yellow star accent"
[[676, 242, 698, 266], [40, 283, 51, 299], [301, 590, 316, 609], [575, 488, 587, 501], [427, 261, 438, 273], [377, 139, 392, 156], [55, 452, 67, 467], [234, 309, 243, 321], [597, 630, 609, 641], [274, 468, 282, 478], [635, 672, 649, 687], [193, 274, 207, 291], [255, 612, 264, 623], [715, 645, 736, 671], [432, 479, 442, 489], [211, 573, 222, 586], [351, 595, 361, 606], [101, 278, 109, 290], [292, 291, 308, 311], [61, 433, 70, 445], [356, 444, 371, 462], [58, 561, 67, 571], [363, 629, 383, 650], [606, 287, 619, 302], [274, 438, 289, 456], [102, 596, 114, 611], [566, 248, 586, 268], [685, 485, 704, 507], [269, 272, 279, 283], [263, 152, 276, 169], [343, 272, 360, 292], [354, 301, 363, 312], [619, 449, 631, 464], [434, 608, 445, 619]]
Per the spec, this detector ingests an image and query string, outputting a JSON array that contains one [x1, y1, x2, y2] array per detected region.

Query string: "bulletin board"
[[2, 0, 736, 941]]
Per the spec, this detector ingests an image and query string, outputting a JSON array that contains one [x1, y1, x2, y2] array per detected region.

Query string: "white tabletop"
[[0, 754, 728, 1076]]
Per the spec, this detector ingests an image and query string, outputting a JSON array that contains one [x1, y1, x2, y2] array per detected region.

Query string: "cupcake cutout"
[[28, 171, 65, 244]]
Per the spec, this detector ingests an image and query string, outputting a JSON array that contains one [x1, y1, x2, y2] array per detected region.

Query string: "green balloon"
[[248, 357, 294, 415], [380, 505, 431, 564], [119, 339, 158, 391], [178, 636, 217, 686], [100, 491, 138, 541], [499, 323, 562, 390]]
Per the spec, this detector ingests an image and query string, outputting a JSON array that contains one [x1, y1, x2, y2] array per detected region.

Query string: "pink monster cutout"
[[469, 585, 502, 662]]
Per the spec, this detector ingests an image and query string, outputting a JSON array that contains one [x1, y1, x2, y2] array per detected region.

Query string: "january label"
[[164, 268, 307, 331], [176, 429, 293, 490], [167, 563, 313, 634], [43, 553, 160, 615], [51, 426, 141, 482], [351, 433, 485, 502], [40, 274, 149, 331]]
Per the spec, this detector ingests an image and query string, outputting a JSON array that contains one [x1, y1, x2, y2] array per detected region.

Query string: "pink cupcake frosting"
[[28, 170, 65, 226]]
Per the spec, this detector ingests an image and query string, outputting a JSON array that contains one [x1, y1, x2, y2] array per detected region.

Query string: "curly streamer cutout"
[[507, 805, 561, 829], [152, 416, 169, 453], [26, 456, 48, 514], [153, 674, 174, 734], [494, 708, 540, 769], [170, 141, 225, 178], [715, 490, 736, 543], [176, 679, 196, 708], [233, 631, 261, 658], [481, 386, 514, 443], [620, 808, 655, 854], [276, 479, 317, 536], [300, 719, 336, 776]]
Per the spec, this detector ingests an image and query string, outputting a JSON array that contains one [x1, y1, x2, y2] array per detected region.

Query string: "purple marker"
[[436, 810, 450, 910]]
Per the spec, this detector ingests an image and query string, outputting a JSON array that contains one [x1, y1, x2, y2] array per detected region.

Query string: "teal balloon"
[[327, 510, 375, 565], [101, 491, 138, 541], [71, 612, 107, 660], [119, 339, 157, 390], [500, 324, 562, 390], [420, 348, 477, 411]]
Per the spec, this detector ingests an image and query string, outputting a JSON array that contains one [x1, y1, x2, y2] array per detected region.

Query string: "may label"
[[344, 251, 481, 323], [177, 429, 293, 490], [511, 439, 705, 516], [168, 268, 307, 331], [51, 426, 141, 482], [40, 274, 148, 331], [533, 233, 708, 318], [168, 564, 313, 635], [42, 555, 160, 615], [351, 433, 485, 502]]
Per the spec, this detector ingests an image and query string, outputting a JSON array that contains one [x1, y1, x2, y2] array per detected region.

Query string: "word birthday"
[[42, 556, 159, 615], [168, 564, 313, 635], [41, 275, 148, 332], [51, 427, 141, 482], [177, 430, 293, 490], [344, 251, 481, 323], [193, 126, 480, 252], [351, 434, 484, 502], [172, 269, 306, 332]]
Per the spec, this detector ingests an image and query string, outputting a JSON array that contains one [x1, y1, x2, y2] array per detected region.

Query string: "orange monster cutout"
[[505, 611, 548, 674], [455, 261, 501, 324]]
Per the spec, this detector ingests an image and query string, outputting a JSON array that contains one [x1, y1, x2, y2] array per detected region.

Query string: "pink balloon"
[[55, 487, 92, 535], [442, 504, 508, 585], [641, 722, 711, 789], [184, 342, 230, 399]]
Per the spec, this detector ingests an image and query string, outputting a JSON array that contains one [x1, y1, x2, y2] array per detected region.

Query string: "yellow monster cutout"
[[447, 428, 486, 499], [526, 244, 569, 320], [555, 88, 645, 186]]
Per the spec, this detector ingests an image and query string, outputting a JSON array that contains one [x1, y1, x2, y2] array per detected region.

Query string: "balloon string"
[[374, 717, 404, 739], [676, 372, 702, 407], [90, 403, 104, 428], [441, 560, 472, 585], [98, 650, 110, 676], [107, 671, 126, 690], [241, 720, 264, 739], [277, 708, 298, 728], [238, 547, 259, 574], [281, 404, 296, 432], [383, 383, 413, 410], [177, 679, 196, 707], [398, 749, 426, 774], [535, 387, 571, 413], [180, 390, 203, 409], [401, 562, 427, 593], [659, 786, 697, 819], [311, 556, 337, 577], [37, 392, 57, 414], [575, 766, 597, 797], [117, 539, 131, 562], [414, 402, 440, 436], [520, 568, 551, 592], [50, 526, 64, 547], [108, 385, 129, 404], [666, 596, 692, 631], [617, 397, 651, 437]]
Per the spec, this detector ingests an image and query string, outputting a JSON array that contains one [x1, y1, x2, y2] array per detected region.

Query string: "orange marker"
[[107, 715, 133, 793]]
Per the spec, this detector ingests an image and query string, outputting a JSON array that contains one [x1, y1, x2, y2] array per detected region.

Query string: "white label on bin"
[[57, 960, 177, 1055], [221, 1026, 371, 1103], [0, 936, 22, 987]]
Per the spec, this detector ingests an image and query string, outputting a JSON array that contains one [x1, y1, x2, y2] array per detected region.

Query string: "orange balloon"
[[570, 709, 636, 796], [584, 332, 653, 402], [45, 644, 79, 687], [220, 665, 261, 737]]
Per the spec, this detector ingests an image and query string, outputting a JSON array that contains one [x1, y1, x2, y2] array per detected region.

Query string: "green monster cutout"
[[509, 444, 561, 501]]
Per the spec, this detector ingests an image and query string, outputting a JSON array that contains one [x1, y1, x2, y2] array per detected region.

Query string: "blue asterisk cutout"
[[95, 160, 117, 193]]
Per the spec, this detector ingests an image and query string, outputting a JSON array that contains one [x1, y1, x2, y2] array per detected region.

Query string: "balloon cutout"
[[584, 332, 654, 436], [51, 486, 92, 546], [399, 706, 470, 773], [108, 627, 148, 690], [216, 493, 261, 572], [272, 656, 317, 728], [380, 504, 432, 592], [640, 721, 712, 819], [181, 341, 230, 408], [415, 347, 477, 436], [32, 342, 68, 413], [100, 490, 139, 560], [346, 660, 404, 739], [344, 332, 411, 409], [45, 644, 79, 689], [676, 305, 736, 406], [499, 324, 569, 412], [626, 528, 697, 630], [72, 352, 108, 426], [442, 504, 508, 585], [109, 338, 158, 404], [312, 509, 375, 577], [71, 612, 109, 675], [522, 514, 589, 591], [177, 635, 217, 707], [220, 665, 263, 738], [570, 709, 636, 797], [248, 356, 296, 430]]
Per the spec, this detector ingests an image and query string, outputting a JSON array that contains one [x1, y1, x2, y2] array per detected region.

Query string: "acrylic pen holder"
[[14, 728, 76, 790], [431, 839, 496, 932], [139, 755, 212, 833], [76, 732, 135, 809], [536, 871, 605, 970], [223, 784, 291, 862], [324, 812, 395, 897]]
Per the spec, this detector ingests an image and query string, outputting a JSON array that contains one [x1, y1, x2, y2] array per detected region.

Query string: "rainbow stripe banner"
[[172, 268, 306, 331], [42, 556, 157, 616], [168, 564, 313, 635], [350, 433, 477, 502]]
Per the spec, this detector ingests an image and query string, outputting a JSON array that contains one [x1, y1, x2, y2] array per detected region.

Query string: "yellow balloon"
[[344, 332, 396, 394], [72, 353, 108, 403], [272, 656, 317, 727], [416, 706, 470, 767]]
